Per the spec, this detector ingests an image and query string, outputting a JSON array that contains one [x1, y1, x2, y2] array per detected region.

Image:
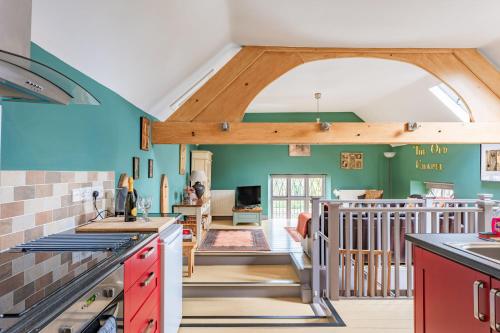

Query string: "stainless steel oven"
[[41, 265, 124, 333]]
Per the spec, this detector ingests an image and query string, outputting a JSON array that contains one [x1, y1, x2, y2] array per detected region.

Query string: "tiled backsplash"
[[0, 171, 115, 251]]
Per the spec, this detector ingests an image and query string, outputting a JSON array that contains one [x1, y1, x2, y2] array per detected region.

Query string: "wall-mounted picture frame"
[[148, 159, 154, 178], [289, 144, 311, 157], [481, 144, 500, 181], [132, 157, 140, 179], [179, 144, 187, 175], [140, 117, 151, 151], [341, 152, 364, 170]]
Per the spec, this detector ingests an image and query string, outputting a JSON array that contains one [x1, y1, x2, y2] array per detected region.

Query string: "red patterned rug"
[[285, 226, 303, 242], [198, 229, 271, 251]]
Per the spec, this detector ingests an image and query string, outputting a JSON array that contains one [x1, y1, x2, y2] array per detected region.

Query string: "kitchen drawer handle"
[[491, 288, 500, 331], [474, 280, 487, 321], [140, 247, 156, 259], [141, 272, 155, 287], [142, 319, 156, 333]]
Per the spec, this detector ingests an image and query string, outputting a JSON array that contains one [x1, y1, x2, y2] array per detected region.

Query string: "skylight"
[[429, 83, 471, 122]]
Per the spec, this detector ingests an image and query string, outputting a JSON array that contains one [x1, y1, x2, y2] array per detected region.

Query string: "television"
[[235, 186, 261, 208]]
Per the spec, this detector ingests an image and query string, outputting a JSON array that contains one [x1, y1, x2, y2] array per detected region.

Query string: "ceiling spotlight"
[[320, 121, 331, 132], [221, 121, 230, 132], [406, 122, 420, 132]]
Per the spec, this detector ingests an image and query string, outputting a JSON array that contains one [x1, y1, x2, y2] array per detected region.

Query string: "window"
[[270, 175, 326, 220], [425, 182, 454, 199], [429, 83, 471, 123]]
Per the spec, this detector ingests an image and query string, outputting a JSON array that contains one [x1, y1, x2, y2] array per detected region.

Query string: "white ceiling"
[[31, 0, 500, 120]]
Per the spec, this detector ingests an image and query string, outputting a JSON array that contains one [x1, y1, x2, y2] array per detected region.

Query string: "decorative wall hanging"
[[481, 144, 500, 181], [289, 144, 311, 157], [160, 174, 169, 214], [148, 159, 154, 178], [132, 157, 140, 179], [140, 117, 151, 151], [340, 152, 364, 170], [179, 144, 187, 175]]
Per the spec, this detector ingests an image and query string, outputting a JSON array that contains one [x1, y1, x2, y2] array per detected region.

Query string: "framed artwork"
[[140, 117, 151, 151], [148, 159, 154, 178], [481, 144, 500, 181], [289, 144, 311, 157], [179, 144, 187, 175], [341, 152, 364, 170], [132, 157, 140, 179]]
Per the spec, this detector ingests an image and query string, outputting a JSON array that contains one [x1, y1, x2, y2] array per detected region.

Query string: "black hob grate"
[[14, 233, 139, 252]]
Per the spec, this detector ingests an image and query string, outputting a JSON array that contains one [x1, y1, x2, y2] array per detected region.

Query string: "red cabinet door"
[[414, 246, 490, 333], [491, 278, 500, 332]]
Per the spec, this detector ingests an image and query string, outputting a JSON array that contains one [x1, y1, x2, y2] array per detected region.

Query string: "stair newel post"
[[311, 197, 321, 304], [328, 202, 341, 301], [477, 193, 495, 232]]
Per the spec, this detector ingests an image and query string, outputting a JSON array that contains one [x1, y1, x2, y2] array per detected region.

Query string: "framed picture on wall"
[[132, 157, 140, 179], [179, 144, 187, 175], [140, 117, 151, 151], [341, 152, 364, 170], [481, 144, 500, 181], [289, 144, 311, 157], [148, 159, 154, 178]]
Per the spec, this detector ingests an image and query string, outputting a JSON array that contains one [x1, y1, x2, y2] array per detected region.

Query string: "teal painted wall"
[[391, 144, 500, 199], [0, 44, 190, 213], [201, 112, 389, 215]]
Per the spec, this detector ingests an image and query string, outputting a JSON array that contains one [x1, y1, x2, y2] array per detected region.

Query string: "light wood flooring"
[[180, 298, 413, 332], [183, 264, 299, 283]]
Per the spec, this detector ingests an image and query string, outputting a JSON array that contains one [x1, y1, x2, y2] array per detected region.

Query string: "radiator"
[[211, 190, 235, 216]]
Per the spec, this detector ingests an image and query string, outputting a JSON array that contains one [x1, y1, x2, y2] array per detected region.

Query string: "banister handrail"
[[338, 207, 483, 213]]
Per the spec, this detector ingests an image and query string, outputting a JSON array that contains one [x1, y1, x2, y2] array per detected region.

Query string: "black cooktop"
[[0, 232, 148, 318]]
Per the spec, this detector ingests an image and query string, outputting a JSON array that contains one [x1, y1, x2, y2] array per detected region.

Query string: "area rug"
[[198, 229, 271, 251], [285, 226, 303, 242]]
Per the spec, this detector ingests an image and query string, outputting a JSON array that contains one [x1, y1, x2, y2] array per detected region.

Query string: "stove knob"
[[103, 288, 115, 298], [59, 326, 73, 333]]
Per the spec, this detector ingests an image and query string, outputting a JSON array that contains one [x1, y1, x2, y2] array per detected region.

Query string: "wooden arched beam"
[[166, 46, 500, 123]]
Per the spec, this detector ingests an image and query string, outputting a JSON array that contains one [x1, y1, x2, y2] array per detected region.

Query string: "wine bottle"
[[124, 177, 137, 222]]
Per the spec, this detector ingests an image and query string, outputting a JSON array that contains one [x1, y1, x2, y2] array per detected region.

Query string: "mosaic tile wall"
[[0, 171, 115, 251]]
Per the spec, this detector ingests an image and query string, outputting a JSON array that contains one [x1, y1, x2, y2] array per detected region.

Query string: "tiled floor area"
[[206, 218, 303, 253]]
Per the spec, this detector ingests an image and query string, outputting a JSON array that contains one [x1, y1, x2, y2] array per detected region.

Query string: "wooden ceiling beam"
[[152, 121, 500, 145], [165, 46, 500, 123]]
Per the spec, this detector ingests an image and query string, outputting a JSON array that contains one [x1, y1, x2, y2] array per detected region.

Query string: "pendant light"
[[314, 92, 331, 131]]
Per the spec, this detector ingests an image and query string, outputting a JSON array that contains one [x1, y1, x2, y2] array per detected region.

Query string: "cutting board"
[[160, 174, 169, 214], [76, 216, 176, 233]]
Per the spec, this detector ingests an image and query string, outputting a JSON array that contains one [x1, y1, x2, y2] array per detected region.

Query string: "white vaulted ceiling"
[[31, 0, 500, 120]]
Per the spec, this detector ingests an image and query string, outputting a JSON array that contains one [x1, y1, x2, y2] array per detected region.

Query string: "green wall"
[[391, 144, 500, 199], [0, 44, 190, 213], [201, 112, 389, 215]]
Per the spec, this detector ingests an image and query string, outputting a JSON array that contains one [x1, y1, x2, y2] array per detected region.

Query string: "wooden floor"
[[207, 218, 303, 253], [180, 298, 413, 332], [183, 264, 299, 283]]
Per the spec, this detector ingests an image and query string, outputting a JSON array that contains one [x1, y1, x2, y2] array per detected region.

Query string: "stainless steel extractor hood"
[[0, 0, 99, 105]]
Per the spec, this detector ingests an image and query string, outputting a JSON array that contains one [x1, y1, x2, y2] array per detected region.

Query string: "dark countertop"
[[406, 233, 500, 279]]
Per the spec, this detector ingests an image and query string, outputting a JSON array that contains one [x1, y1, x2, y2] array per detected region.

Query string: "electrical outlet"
[[72, 187, 93, 202], [92, 185, 104, 199], [81, 187, 93, 201], [72, 188, 82, 202]]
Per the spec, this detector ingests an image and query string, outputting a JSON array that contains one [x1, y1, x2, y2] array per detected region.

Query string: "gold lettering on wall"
[[413, 144, 447, 171]]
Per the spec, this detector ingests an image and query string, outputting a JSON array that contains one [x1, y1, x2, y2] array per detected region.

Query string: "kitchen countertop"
[[77, 213, 181, 233], [406, 233, 500, 279], [1, 213, 182, 333]]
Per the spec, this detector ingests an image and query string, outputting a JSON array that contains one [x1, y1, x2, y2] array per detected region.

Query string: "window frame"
[[270, 174, 326, 219]]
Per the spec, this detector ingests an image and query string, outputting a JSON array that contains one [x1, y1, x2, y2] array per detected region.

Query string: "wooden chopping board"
[[77, 216, 176, 233]]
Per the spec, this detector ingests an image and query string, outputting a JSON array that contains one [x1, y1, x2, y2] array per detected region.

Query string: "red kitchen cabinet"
[[123, 237, 161, 333], [491, 278, 500, 332], [414, 246, 491, 333]]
